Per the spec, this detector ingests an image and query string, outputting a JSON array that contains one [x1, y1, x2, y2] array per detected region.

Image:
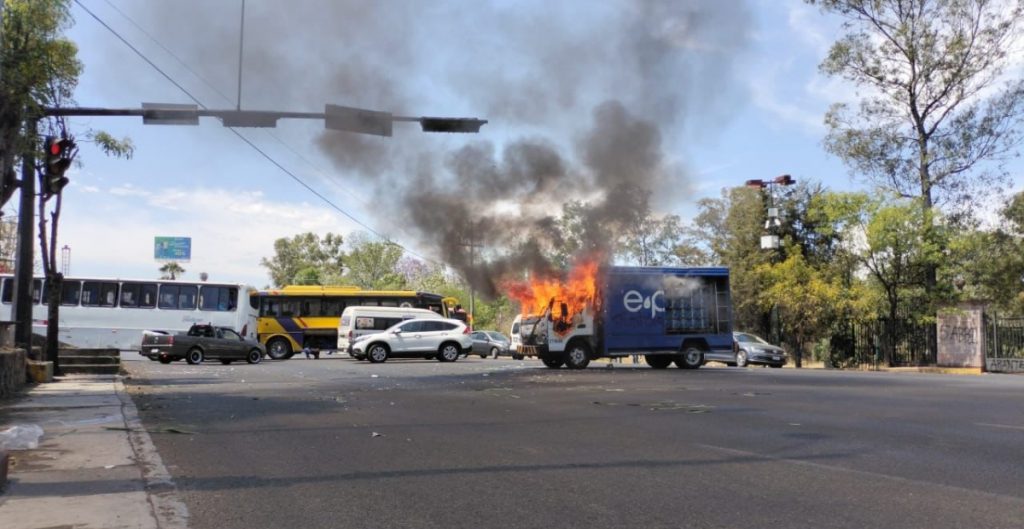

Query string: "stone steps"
[[58, 348, 121, 375]]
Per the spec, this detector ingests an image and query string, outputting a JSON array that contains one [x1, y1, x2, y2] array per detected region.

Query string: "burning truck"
[[507, 263, 734, 369]]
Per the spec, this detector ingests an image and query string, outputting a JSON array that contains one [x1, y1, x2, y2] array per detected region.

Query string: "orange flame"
[[505, 258, 600, 317]]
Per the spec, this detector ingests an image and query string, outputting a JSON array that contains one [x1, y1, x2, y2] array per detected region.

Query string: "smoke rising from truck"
[[106, 1, 752, 295]]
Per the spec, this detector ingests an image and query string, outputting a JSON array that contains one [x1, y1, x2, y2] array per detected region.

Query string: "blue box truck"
[[514, 266, 733, 369]]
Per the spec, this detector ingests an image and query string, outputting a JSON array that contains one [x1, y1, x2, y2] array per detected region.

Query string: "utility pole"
[[12, 119, 36, 353], [461, 239, 482, 331], [236, 0, 246, 112]]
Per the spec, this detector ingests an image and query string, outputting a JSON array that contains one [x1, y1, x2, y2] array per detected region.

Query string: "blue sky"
[[39, 0, 1023, 288]]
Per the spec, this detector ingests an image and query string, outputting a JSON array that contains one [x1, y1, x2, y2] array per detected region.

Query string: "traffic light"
[[42, 135, 75, 196]]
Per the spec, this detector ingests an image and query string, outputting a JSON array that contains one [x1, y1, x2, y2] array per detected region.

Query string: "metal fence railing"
[[830, 319, 934, 368]]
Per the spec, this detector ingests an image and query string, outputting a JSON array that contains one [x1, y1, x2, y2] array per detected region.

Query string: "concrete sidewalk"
[[0, 375, 188, 529]]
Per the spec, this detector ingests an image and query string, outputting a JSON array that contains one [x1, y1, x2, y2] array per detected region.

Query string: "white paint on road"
[[975, 422, 1024, 431]]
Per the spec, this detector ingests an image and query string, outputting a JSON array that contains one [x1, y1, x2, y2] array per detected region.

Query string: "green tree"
[[259, 232, 344, 287], [159, 261, 185, 280], [341, 233, 406, 290], [810, 0, 1024, 310], [618, 213, 691, 266], [948, 192, 1024, 312]]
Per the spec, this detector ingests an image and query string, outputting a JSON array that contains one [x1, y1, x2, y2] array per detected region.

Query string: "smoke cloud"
[[106, 0, 753, 296]]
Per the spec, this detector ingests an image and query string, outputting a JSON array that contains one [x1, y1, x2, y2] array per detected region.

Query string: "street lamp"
[[746, 175, 795, 250]]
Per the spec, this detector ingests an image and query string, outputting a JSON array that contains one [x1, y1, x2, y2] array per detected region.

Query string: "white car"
[[351, 318, 473, 363]]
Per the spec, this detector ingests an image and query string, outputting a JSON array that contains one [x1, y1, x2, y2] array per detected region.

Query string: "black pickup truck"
[[141, 324, 266, 365]]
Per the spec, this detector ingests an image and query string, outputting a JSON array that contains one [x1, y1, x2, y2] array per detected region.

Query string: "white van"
[[337, 306, 443, 353]]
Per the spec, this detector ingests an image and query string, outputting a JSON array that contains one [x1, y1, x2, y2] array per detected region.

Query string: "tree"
[[810, 0, 1024, 310], [159, 261, 185, 280], [618, 213, 690, 266], [259, 232, 344, 287], [342, 233, 407, 290]]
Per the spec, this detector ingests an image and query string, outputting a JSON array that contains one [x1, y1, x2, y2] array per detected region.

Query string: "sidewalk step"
[[60, 355, 119, 365], [58, 348, 121, 359], [60, 364, 121, 375]]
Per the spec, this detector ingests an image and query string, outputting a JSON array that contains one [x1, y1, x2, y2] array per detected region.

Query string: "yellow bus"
[[255, 285, 449, 359]]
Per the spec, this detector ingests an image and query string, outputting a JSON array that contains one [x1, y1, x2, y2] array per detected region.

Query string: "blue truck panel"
[[600, 266, 732, 354]]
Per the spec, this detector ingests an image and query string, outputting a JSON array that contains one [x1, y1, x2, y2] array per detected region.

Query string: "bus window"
[[178, 285, 198, 310], [301, 298, 320, 316], [200, 286, 238, 312], [249, 292, 259, 310], [32, 279, 42, 304], [62, 281, 81, 306], [159, 285, 179, 309], [280, 300, 299, 317], [82, 281, 117, 307], [1, 278, 10, 303], [98, 282, 118, 307], [380, 299, 398, 307], [120, 283, 140, 307], [139, 284, 157, 308], [321, 297, 346, 317]]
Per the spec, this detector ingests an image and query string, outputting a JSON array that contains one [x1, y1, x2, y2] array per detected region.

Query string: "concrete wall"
[[0, 348, 27, 399], [937, 303, 985, 368]]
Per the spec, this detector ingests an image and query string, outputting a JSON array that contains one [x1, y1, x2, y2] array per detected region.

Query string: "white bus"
[[0, 275, 258, 351]]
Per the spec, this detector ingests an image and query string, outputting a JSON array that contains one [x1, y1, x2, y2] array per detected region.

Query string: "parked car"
[[731, 332, 787, 368], [469, 330, 511, 358], [350, 318, 473, 363], [141, 324, 266, 365], [337, 306, 444, 353]]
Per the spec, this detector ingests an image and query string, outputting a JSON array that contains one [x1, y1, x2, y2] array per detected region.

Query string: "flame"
[[505, 258, 600, 317]]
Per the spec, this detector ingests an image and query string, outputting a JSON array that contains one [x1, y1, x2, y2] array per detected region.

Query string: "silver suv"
[[351, 318, 473, 363]]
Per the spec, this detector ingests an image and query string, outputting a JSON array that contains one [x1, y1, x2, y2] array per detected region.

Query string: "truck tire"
[[266, 337, 292, 360], [564, 343, 591, 370], [674, 347, 704, 370], [644, 355, 673, 369], [186, 348, 204, 365], [541, 355, 564, 369]]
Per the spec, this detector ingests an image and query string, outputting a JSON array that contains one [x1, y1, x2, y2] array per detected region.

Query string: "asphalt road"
[[123, 354, 1024, 529]]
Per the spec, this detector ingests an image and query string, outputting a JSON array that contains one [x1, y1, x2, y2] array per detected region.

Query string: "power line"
[[72, 0, 436, 264]]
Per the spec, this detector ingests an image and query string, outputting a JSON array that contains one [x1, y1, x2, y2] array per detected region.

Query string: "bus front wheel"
[[266, 338, 293, 360]]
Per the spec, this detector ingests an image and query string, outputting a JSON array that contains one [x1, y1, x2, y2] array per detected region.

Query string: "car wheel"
[[186, 348, 204, 365], [246, 348, 263, 365], [220, 359, 233, 365], [438, 343, 461, 362], [266, 337, 292, 360], [158, 356, 172, 364], [479, 353, 488, 359], [736, 350, 748, 368], [644, 355, 673, 369], [367, 344, 389, 363], [674, 347, 703, 370], [564, 343, 591, 370], [541, 356, 564, 369], [490, 347, 500, 359]]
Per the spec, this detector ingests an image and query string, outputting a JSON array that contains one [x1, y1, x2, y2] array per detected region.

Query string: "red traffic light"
[[49, 141, 62, 156]]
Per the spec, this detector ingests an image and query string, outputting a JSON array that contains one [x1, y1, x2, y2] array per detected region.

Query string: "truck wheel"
[[541, 356, 564, 369], [367, 344, 389, 363], [564, 343, 591, 369], [674, 347, 704, 370], [246, 348, 263, 364], [186, 348, 204, 365], [644, 355, 673, 369], [266, 337, 292, 360], [512, 353, 524, 360]]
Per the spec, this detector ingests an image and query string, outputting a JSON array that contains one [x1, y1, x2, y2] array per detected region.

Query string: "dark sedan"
[[141, 324, 266, 365]]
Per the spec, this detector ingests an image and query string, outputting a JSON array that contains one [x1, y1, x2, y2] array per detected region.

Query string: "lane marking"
[[975, 422, 1024, 431]]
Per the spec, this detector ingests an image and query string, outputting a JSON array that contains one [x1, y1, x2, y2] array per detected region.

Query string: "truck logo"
[[623, 290, 664, 318]]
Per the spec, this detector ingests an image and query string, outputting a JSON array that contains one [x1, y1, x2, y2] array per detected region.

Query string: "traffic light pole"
[[12, 119, 36, 355]]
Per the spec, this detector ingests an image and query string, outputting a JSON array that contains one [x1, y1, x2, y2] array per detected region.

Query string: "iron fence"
[[830, 319, 934, 368], [984, 316, 1024, 374]]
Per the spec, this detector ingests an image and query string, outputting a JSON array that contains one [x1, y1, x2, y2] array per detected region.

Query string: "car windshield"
[[487, 332, 508, 342], [737, 333, 770, 344]]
